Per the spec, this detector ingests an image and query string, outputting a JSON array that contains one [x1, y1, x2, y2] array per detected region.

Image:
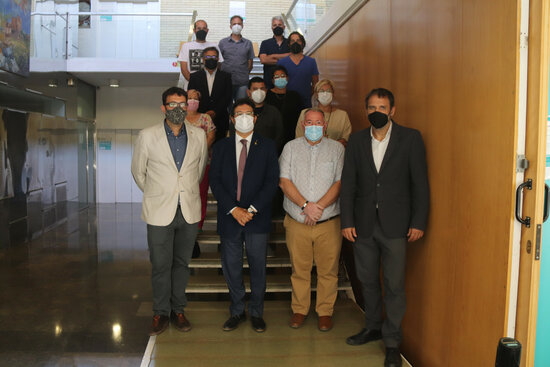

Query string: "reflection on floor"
[[148, 299, 387, 367], [0, 204, 150, 367], [0, 204, 391, 366]]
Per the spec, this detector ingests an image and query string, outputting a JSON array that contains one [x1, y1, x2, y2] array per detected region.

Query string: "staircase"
[[186, 193, 353, 297]]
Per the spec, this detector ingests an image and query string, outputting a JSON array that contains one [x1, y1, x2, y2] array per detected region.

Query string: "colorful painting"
[[0, 0, 31, 76]]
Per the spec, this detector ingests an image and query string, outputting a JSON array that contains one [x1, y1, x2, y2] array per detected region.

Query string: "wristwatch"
[[301, 201, 309, 211]]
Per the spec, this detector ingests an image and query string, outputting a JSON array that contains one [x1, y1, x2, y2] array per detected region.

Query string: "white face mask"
[[317, 91, 333, 106], [251, 89, 266, 104], [231, 24, 243, 35], [234, 114, 255, 133]]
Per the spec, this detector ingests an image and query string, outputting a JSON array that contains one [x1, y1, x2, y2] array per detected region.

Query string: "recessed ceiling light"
[[109, 79, 119, 88], [48, 79, 58, 88]]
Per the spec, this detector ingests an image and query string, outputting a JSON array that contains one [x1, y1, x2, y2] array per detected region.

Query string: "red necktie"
[[237, 139, 247, 201]]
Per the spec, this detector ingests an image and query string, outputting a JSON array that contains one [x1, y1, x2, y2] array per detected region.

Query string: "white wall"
[[96, 86, 167, 129], [96, 86, 170, 202], [96, 128, 143, 203]]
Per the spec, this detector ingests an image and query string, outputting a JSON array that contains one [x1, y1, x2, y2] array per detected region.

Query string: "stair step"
[[191, 252, 291, 268], [197, 231, 286, 245], [186, 273, 352, 293], [203, 210, 284, 224]]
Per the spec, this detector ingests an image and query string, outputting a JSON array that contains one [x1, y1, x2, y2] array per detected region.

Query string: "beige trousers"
[[284, 214, 342, 316]]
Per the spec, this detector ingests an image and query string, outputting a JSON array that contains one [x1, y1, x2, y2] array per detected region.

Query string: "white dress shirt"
[[205, 69, 217, 96], [371, 121, 393, 172]]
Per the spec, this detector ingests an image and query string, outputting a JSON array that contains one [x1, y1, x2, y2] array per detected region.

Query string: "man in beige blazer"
[[131, 87, 208, 336]]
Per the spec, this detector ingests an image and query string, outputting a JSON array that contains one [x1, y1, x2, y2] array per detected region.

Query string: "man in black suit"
[[209, 99, 279, 333], [188, 47, 233, 142], [340, 88, 429, 367]]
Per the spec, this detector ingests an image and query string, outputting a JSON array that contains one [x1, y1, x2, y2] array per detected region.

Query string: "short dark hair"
[[230, 15, 243, 23], [272, 65, 288, 78], [248, 76, 266, 89], [365, 88, 395, 109], [162, 87, 187, 105], [231, 98, 256, 116], [202, 46, 219, 58], [289, 31, 306, 47], [194, 19, 207, 30]]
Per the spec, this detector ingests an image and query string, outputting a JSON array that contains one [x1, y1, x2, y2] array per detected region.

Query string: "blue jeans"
[[147, 207, 198, 316], [221, 230, 268, 317]]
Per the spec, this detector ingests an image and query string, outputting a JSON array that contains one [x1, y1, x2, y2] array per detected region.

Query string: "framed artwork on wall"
[[0, 0, 31, 76]]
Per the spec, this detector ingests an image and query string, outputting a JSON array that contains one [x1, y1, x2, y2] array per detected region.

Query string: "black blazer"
[[340, 122, 430, 238], [188, 69, 232, 141], [209, 132, 279, 237]]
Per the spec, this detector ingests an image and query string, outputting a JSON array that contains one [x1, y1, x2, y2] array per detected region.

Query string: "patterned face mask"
[[166, 107, 187, 125]]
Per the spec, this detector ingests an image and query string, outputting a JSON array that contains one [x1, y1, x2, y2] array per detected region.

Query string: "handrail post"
[[65, 12, 69, 59]]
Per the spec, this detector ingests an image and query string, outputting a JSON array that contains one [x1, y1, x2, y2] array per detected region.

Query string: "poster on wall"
[[0, 0, 31, 76]]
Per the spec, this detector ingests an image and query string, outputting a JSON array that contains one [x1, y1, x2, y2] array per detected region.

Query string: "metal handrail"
[[286, 0, 300, 17], [31, 12, 194, 16]]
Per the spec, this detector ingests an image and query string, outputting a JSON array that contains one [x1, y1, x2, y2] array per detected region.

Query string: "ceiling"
[[25, 71, 180, 89]]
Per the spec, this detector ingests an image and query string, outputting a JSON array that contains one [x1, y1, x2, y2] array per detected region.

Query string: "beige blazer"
[[131, 121, 208, 226]]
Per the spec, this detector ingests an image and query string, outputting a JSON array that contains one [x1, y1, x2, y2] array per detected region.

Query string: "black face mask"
[[273, 26, 284, 36], [290, 42, 302, 54], [368, 111, 390, 129], [195, 29, 207, 41], [204, 58, 218, 70], [165, 107, 187, 125]]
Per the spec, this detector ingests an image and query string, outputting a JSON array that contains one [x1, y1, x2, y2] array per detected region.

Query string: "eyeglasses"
[[165, 102, 187, 108], [234, 111, 254, 117]]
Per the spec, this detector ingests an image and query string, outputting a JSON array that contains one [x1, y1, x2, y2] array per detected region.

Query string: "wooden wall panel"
[[312, 1, 519, 365]]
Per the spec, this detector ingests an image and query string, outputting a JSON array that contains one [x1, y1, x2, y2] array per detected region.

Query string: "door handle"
[[544, 184, 550, 222], [515, 179, 532, 227]]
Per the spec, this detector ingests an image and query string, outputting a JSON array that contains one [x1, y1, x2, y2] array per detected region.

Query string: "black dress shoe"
[[170, 312, 192, 332], [222, 312, 246, 331], [346, 328, 382, 345], [251, 316, 266, 332], [149, 315, 169, 336], [384, 347, 402, 367]]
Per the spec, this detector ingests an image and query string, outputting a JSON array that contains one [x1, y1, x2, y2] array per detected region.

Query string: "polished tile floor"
[[0, 205, 150, 367], [0, 204, 393, 367], [148, 300, 388, 367]]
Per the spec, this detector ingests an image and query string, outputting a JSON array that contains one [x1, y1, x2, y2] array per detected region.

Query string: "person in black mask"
[[259, 16, 290, 89], [177, 19, 224, 90], [340, 88, 430, 367], [131, 87, 208, 336], [188, 47, 233, 142], [276, 31, 319, 109]]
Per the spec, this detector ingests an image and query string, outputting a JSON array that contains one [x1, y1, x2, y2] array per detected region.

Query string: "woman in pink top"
[[186, 89, 216, 236]]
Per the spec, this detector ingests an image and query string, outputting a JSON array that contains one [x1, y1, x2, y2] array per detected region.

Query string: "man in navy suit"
[[188, 47, 233, 142], [209, 98, 279, 332]]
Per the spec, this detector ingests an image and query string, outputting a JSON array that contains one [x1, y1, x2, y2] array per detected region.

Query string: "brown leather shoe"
[[289, 313, 307, 328], [171, 312, 192, 332], [318, 316, 332, 331], [149, 315, 169, 336]]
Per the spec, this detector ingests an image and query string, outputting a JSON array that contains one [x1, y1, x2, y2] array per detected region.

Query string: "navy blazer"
[[340, 122, 430, 238], [188, 69, 232, 141], [209, 132, 279, 237]]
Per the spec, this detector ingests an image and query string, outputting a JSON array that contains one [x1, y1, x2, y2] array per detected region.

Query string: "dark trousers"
[[353, 219, 407, 347], [220, 229, 268, 318], [147, 207, 198, 316]]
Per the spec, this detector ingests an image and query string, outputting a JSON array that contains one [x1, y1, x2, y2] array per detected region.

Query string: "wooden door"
[[310, 0, 549, 365]]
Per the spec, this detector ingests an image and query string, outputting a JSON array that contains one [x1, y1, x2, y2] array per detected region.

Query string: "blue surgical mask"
[[304, 125, 323, 142], [274, 77, 288, 89]]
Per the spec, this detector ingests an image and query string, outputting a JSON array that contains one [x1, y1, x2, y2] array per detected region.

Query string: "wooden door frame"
[[516, 0, 550, 366]]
